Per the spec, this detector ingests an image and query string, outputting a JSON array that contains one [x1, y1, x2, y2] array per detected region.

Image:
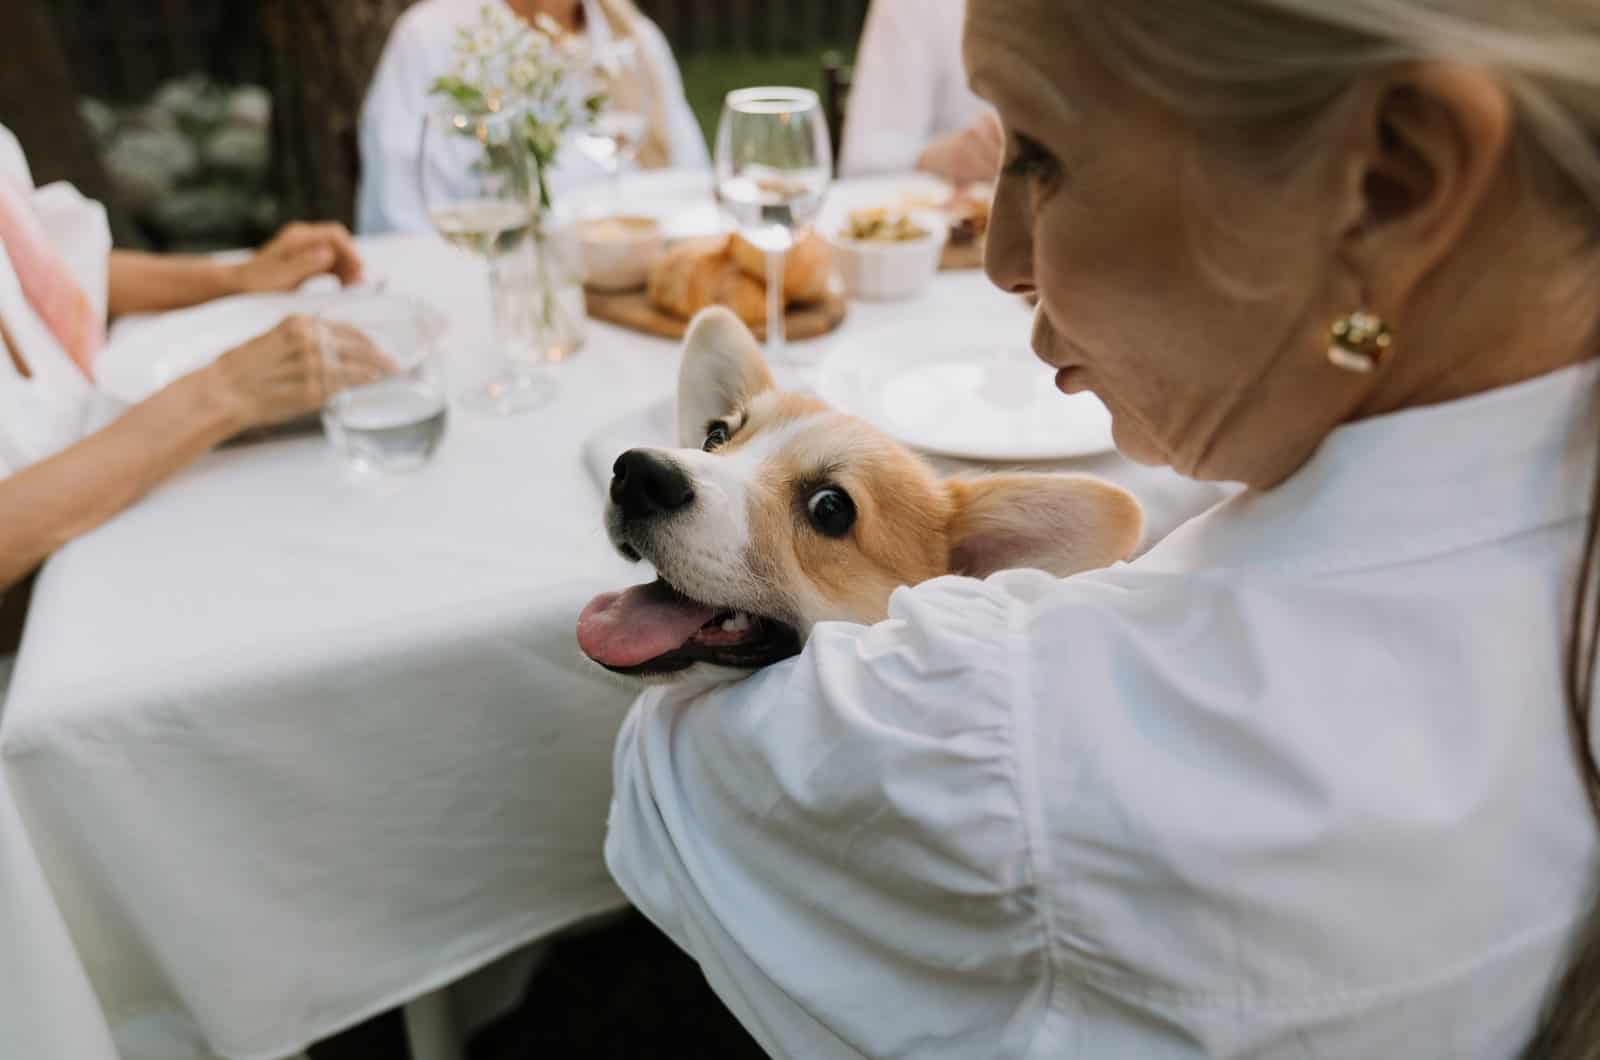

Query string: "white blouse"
[[607, 361, 1600, 1058], [356, 0, 710, 235], [838, 0, 990, 177]]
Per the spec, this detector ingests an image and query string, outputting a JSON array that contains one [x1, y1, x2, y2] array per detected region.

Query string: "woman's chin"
[[1109, 418, 1165, 467]]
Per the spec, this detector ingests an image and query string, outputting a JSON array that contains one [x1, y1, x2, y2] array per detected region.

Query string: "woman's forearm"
[[107, 250, 244, 318], [0, 366, 243, 590]]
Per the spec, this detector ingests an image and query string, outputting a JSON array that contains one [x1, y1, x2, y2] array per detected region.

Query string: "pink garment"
[[0, 177, 103, 379]]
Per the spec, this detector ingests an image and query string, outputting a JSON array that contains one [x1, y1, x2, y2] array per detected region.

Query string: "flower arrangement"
[[430, 3, 603, 210]]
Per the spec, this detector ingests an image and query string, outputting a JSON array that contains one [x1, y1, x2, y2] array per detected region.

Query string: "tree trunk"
[[0, 0, 141, 245], [260, 0, 417, 228]]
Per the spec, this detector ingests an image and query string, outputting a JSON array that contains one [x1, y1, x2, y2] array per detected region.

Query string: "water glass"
[[319, 293, 449, 475], [714, 86, 833, 366]]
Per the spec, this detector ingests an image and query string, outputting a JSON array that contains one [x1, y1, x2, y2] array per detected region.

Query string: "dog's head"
[[577, 308, 1143, 681]]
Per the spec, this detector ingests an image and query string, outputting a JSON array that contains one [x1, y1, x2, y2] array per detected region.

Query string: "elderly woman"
[[604, 1, 1600, 1057], [357, 0, 708, 234], [0, 124, 386, 605]]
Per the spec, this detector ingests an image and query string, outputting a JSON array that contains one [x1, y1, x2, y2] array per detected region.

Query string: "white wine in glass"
[[431, 199, 532, 257], [420, 105, 555, 416], [714, 87, 833, 367]]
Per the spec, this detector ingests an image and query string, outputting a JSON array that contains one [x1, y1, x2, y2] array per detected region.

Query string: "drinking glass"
[[419, 105, 556, 416], [319, 293, 449, 475], [580, 39, 648, 209], [714, 87, 833, 366]]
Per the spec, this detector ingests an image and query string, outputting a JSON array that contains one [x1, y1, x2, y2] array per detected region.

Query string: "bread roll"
[[729, 229, 832, 304], [647, 237, 767, 326]]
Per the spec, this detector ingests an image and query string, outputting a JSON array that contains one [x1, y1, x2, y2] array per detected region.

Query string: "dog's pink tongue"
[[578, 581, 717, 668]]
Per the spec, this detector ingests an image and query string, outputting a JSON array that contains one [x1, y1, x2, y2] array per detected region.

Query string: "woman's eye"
[[806, 487, 857, 538], [1004, 133, 1057, 181], [703, 423, 730, 452]]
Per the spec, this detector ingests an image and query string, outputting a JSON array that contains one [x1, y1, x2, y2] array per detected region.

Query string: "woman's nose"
[[984, 181, 1035, 296]]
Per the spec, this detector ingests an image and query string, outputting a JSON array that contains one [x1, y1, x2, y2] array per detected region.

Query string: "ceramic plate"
[[814, 325, 1115, 462]]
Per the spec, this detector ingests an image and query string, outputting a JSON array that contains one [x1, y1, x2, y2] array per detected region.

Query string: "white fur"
[[622, 415, 826, 622]]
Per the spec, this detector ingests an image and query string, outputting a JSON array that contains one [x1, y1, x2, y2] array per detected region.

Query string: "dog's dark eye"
[[806, 488, 856, 538], [703, 423, 730, 452]]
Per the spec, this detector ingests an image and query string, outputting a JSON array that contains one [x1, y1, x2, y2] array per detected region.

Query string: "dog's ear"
[[677, 308, 775, 448], [943, 474, 1144, 578]]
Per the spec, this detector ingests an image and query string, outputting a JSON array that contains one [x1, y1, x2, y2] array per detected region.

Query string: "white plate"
[[814, 326, 1115, 462]]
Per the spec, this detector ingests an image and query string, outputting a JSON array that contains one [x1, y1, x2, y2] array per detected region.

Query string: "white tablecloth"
[[0, 191, 1229, 1060]]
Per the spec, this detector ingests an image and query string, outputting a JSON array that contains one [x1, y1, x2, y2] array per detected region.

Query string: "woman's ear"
[[676, 307, 774, 447], [1336, 64, 1513, 306]]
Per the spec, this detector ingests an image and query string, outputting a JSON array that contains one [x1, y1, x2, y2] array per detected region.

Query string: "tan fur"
[[741, 414, 954, 625]]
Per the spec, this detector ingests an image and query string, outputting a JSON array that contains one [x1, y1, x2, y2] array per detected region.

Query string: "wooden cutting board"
[[939, 237, 986, 271], [585, 288, 848, 342]]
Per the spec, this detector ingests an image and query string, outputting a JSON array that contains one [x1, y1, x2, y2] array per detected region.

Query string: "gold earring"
[[1327, 307, 1392, 374]]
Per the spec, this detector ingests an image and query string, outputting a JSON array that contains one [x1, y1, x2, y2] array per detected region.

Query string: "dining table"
[[0, 172, 1231, 1060]]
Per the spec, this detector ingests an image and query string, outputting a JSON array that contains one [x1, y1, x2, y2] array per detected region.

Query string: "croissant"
[[647, 237, 768, 326], [729, 229, 832, 304]]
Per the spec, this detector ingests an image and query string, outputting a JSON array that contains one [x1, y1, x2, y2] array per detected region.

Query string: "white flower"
[[473, 27, 497, 53], [534, 12, 563, 38], [509, 58, 538, 89]]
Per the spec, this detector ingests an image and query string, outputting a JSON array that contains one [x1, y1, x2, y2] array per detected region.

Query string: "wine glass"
[[419, 104, 555, 416], [714, 87, 833, 367], [580, 39, 648, 210]]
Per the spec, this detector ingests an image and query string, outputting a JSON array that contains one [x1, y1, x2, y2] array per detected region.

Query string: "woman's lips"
[[1030, 311, 1090, 394], [1055, 366, 1089, 394]]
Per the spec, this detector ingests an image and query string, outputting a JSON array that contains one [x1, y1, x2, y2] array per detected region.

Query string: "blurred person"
[[0, 122, 385, 658], [357, 0, 709, 235], [838, 0, 1002, 184]]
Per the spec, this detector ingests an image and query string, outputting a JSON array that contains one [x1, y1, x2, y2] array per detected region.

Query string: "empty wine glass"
[[714, 87, 832, 366], [580, 39, 648, 210], [419, 104, 555, 416]]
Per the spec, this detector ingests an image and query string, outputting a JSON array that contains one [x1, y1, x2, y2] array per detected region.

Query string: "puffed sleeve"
[[605, 574, 1052, 1060]]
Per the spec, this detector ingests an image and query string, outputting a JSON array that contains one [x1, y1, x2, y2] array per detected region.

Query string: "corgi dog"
[[577, 307, 1143, 680]]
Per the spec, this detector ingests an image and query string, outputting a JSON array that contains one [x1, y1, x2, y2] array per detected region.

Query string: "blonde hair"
[[1060, 1, 1600, 223], [592, 0, 675, 169], [1053, 4, 1600, 1056]]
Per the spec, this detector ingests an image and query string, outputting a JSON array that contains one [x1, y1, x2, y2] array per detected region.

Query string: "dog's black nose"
[[611, 449, 695, 520]]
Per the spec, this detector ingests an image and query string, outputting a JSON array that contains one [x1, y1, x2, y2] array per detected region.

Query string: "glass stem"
[[766, 246, 785, 363], [487, 251, 510, 363]]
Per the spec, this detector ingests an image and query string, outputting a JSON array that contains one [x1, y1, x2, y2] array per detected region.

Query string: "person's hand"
[[915, 109, 1005, 187], [205, 315, 393, 430], [228, 222, 365, 295]]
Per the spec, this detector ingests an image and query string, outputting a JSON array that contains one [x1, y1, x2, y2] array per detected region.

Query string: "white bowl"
[[576, 215, 665, 292], [826, 211, 947, 301]]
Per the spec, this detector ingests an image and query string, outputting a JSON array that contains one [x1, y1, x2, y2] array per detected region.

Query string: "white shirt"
[[838, 0, 989, 177], [607, 361, 1600, 1059], [356, 0, 710, 235]]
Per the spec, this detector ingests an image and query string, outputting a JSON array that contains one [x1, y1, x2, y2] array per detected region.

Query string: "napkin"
[[582, 398, 677, 492]]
